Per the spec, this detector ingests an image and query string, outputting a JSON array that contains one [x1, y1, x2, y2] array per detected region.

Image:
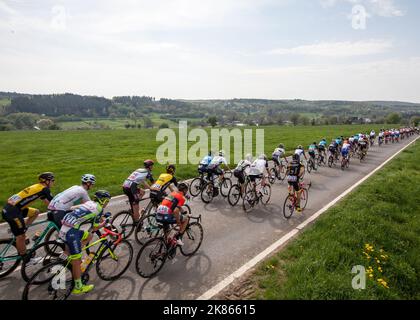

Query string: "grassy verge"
[[0, 124, 391, 213], [247, 140, 419, 299]]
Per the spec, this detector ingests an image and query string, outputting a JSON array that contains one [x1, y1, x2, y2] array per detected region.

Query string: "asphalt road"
[[0, 135, 417, 300]]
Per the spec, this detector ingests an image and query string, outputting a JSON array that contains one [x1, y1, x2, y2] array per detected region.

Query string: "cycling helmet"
[[297, 145, 303, 150], [208, 150, 213, 156], [177, 183, 188, 193], [144, 159, 154, 169], [38, 172, 55, 183], [313, 142, 317, 145], [81, 174, 96, 185], [93, 190, 111, 205], [258, 154, 267, 160], [166, 164, 176, 174], [219, 150, 225, 157], [278, 143, 284, 149], [245, 154, 253, 162], [292, 154, 300, 161], [322, 138, 326, 142]]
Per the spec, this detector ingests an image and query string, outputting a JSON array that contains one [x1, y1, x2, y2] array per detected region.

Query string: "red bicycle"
[[283, 181, 312, 219]]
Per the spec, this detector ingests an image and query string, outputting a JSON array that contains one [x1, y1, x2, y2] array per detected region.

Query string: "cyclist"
[[394, 129, 400, 142], [155, 183, 190, 246], [370, 130, 376, 142], [329, 140, 339, 161], [359, 136, 368, 157], [59, 190, 111, 295], [48, 174, 96, 228], [318, 138, 327, 161], [341, 139, 351, 163], [122, 160, 155, 223], [286, 154, 305, 212], [2, 172, 55, 261], [378, 130, 384, 144], [308, 142, 318, 170], [149, 164, 178, 203], [294, 145, 307, 163], [198, 151, 213, 175], [207, 150, 231, 181], [249, 154, 269, 187], [272, 144, 288, 167], [233, 154, 253, 194]]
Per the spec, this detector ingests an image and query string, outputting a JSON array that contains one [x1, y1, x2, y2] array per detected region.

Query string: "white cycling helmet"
[[219, 150, 225, 157], [245, 154, 253, 162], [81, 174, 96, 184], [258, 154, 267, 160]]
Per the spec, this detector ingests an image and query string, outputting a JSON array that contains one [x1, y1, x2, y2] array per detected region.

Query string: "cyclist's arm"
[[70, 204, 84, 211]]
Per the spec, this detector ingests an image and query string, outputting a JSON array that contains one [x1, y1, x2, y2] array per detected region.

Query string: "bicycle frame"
[[0, 219, 59, 263]]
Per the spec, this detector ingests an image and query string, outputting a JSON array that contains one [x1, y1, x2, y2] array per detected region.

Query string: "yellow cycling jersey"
[[7, 183, 53, 210], [150, 173, 177, 192]]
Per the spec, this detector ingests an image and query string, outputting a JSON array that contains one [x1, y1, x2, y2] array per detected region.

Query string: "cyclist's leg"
[[25, 207, 40, 227], [3, 205, 27, 255]]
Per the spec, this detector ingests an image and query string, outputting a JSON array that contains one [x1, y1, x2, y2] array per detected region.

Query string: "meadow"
[[0, 124, 390, 212]]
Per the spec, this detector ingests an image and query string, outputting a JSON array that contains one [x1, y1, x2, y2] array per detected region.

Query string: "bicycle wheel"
[[328, 156, 334, 168], [283, 195, 295, 219], [200, 181, 214, 204], [243, 189, 256, 213], [260, 184, 271, 205], [44, 227, 61, 256], [300, 188, 309, 209], [220, 178, 232, 197], [189, 177, 204, 197], [228, 184, 241, 206], [96, 239, 133, 281], [180, 222, 204, 256], [111, 210, 135, 239], [279, 164, 287, 180], [21, 240, 65, 283], [307, 160, 312, 174], [135, 237, 168, 278], [268, 168, 276, 184], [22, 260, 73, 300], [0, 239, 21, 279], [134, 213, 161, 245], [341, 158, 346, 170]]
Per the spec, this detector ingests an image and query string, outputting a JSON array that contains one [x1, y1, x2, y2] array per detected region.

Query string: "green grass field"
[[0, 124, 390, 213], [248, 140, 420, 299]]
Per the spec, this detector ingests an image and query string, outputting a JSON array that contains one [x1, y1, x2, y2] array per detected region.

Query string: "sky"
[[0, 0, 419, 102]]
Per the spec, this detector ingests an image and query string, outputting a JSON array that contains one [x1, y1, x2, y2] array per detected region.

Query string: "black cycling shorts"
[[2, 204, 27, 236], [123, 184, 140, 205], [234, 169, 246, 184], [288, 181, 300, 192]]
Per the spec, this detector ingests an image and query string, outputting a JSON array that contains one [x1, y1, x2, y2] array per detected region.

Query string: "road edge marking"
[[197, 136, 419, 300]]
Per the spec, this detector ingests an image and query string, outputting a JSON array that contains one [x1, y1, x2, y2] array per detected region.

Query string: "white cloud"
[[320, 0, 405, 17], [266, 40, 392, 57]]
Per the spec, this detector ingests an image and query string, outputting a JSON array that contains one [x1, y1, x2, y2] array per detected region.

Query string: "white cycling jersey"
[[249, 159, 267, 176], [210, 156, 228, 167], [235, 159, 251, 174], [272, 148, 285, 158], [48, 185, 90, 211], [294, 149, 305, 161]]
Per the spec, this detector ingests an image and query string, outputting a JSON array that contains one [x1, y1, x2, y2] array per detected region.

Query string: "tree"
[[410, 116, 420, 127], [299, 115, 310, 126], [37, 118, 54, 130], [311, 118, 316, 126], [143, 116, 153, 128], [6, 112, 40, 129], [290, 113, 300, 126], [159, 123, 169, 129], [208, 116, 217, 127], [386, 112, 402, 124]]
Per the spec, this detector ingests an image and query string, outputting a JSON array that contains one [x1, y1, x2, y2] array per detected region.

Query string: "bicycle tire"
[[260, 184, 271, 205], [301, 188, 309, 209], [21, 240, 65, 283], [0, 239, 21, 279], [111, 210, 135, 239], [96, 239, 133, 281], [189, 177, 204, 197], [228, 184, 241, 206], [44, 227, 61, 256], [134, 213, 161, 245], [220, 178, 232, 197], [283, 195, 295, 219], [180, 222, 204, 256], [268, 167, 276, 184], [135, 237, 168, 278], [22, 260, 73, 300], [200, 181, 214, 204]]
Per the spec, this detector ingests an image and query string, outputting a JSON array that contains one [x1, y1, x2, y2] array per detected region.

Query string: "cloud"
[[265, 40, 392, 57], [320, 0, 405, 17]]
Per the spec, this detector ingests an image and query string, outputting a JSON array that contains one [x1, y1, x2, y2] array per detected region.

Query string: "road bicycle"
[[133, 201, 192, 245], [328, 151, 338, 168], [0, 212, 60, 280], [317, 150, 327, 166], [22, 220, 133, 300], [228, 174, 251, 207], [242, 176, 271, 213], [268, 159, 287, 184], [135, 215, 203, 278], [283, 180, 311, 219], [111, 195, 162, 240], [200, 173, 232, 204], [307, 154, 318, 174], [341, 155, 350, 170], [189, 171, 210, 198]]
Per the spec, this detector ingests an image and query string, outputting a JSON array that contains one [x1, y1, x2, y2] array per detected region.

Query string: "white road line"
[[197, 136, 419, 300]]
